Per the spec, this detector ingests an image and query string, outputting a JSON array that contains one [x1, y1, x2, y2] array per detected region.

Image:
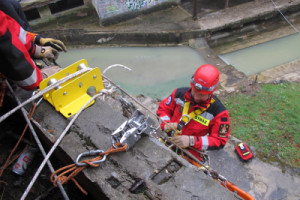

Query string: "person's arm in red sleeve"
[[193, 110, 230, 150], [0, 11, 42, 91], [156, 89, 178, 130]]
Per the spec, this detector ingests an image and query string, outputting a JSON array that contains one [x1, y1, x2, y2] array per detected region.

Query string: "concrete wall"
[[92, 0, 180, 25], [21, 0, 95, 28]]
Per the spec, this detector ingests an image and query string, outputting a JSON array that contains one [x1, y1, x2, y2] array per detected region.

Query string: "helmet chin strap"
[[190, 92, 212, 104]]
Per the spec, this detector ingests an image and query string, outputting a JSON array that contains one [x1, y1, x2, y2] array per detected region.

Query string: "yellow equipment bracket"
[[39, 59, 104, 118]]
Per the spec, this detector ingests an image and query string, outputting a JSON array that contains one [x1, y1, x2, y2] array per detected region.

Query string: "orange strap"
[[26, 31, 38, 41], [220, 181, 255, 200], [182, 154, 255, 200], [50, 143, 128, 195]]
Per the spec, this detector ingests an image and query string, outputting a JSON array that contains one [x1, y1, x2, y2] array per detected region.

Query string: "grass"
[[222, 82, 300, 168]]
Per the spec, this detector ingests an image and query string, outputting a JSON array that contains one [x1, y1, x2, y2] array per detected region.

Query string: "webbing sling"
[[177, 98, 215, 132]]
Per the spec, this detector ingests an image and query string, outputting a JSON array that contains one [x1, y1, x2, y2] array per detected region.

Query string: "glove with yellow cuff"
[[34, 35, 67, 52]]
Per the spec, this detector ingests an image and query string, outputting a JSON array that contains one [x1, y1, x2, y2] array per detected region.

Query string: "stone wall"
[[21, 0, 95, 27]]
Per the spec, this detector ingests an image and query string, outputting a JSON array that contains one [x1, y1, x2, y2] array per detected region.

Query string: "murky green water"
[[57, 47, 206, 99], [219, 33, 300, 76], [57, 34, 300, 99]]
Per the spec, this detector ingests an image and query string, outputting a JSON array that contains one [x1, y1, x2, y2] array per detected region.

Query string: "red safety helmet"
[[190, 64, 219, 94]]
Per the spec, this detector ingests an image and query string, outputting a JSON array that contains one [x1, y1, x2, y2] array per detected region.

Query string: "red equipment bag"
[[235, 143, 253, 162]]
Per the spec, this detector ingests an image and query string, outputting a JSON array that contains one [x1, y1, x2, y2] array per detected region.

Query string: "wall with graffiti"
[[92, 0, 179, 25]]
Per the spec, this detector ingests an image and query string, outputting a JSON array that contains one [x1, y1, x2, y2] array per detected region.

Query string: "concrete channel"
[[2, 0, 300, 199]]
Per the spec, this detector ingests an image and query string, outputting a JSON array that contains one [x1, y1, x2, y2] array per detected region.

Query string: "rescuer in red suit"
[[156, 64, 230, 161], [0, 10, 60, 90]]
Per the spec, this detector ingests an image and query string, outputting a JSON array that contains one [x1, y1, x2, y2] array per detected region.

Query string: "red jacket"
[[0, 10, 42, 90], [157, 87, 230, 160]]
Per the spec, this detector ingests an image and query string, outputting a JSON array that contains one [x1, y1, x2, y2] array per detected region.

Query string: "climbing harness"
[[102, 75, 255, 200], [4, 58, 253, 199], [164, 99, 218, 164], [176, 99, 215, 133], [50, 109, 156, 195]]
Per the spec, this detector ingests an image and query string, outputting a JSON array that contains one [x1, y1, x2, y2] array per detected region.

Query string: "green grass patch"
[[222, 82, 300, 168]]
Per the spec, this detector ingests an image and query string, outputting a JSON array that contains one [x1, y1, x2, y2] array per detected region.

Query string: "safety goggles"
[[191, 77, 219, 91]]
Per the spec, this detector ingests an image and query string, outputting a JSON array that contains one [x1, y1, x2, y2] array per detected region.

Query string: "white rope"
[[101, 64, 132, 100], [102, 64, 132, 74], [6, 80, 70, 200], [0, 67, 92, 123], [20, 91, 107, 200], [21, 64, 124, 200], [271, 0, 300, 34]]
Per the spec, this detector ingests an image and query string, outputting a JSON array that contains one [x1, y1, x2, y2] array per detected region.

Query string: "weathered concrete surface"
[[208, 139, 300, 200], [30, 0, 300, 91], [20, 0, 95, 28], [18, 91, 237, 200], [91, 0, 180, 26], [31, 0, 300, 46], [15, 77, 300, 200], [249, 59, 300, 83], [198, 0, 300, 32], [14, 0, 300, 199]]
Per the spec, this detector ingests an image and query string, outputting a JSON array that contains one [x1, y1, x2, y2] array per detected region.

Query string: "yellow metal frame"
[[39, 59, 104, 118]]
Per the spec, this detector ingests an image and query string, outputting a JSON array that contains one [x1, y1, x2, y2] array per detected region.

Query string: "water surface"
[[57, 47, 206, 99], [219, 33, 300, 75]]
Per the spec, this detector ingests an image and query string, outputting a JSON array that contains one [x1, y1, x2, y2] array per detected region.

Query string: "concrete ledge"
[[98, 1, 180, 26], [14, 88, 236, 200]]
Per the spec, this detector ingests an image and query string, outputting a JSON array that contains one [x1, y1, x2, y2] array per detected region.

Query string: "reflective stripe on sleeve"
[[201, 136, 209, 150], [200, 112, 214, 120], [175, 98, 184, 107], [161, 116, 171, 121], [15, 67, 38, 87], [19, 27, 27, 45]]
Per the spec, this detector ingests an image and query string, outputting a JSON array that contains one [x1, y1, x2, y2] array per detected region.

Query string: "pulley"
[[111, 110, 156, 150]]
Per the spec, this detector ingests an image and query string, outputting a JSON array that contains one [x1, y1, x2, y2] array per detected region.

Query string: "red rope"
[[0, 104, 37, 182]]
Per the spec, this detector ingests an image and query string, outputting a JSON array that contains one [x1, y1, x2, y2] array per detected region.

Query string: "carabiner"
[[180, 114, 191, 124], [75, 150, 107, 167]]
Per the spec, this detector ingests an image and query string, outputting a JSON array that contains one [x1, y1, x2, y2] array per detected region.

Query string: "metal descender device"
[[111, 110, 156, 150]]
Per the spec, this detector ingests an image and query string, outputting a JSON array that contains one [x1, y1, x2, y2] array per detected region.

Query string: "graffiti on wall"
[[96, 0, 174, 17], [103, 4, 119, 13], [122, 0, 156, 10]]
